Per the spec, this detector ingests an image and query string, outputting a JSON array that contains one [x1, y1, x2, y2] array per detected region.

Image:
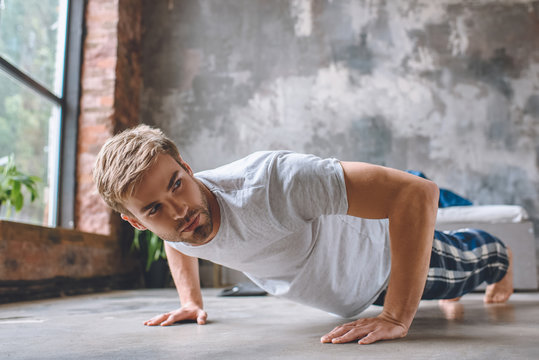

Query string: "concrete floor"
[[1, 289, 539, 360]]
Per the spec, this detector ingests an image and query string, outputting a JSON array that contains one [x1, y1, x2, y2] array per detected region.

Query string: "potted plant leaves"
[[131, 229, 170, 288], [0, 154, 40, 218]]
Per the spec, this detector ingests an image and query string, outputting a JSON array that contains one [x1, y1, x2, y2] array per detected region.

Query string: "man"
[[93, 125, 513, 345]]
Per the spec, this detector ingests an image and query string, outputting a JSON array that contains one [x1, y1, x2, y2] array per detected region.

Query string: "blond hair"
[[93, 124, 182, 216]]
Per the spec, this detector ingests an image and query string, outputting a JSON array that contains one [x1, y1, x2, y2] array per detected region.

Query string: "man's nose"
[[169, 199, 188, 219]]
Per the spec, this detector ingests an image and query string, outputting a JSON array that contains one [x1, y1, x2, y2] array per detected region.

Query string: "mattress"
[[437, 205, 528, 224]]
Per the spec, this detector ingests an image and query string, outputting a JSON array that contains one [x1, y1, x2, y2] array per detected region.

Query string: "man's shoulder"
[[194, 151, 285, 191], [195, 150, 338, 190]]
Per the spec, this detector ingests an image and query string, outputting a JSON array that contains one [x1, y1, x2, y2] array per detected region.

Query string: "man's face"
[[122, 153, 217, 246]]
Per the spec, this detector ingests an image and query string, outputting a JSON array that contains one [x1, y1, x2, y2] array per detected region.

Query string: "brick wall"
[[0, 220, 139, 303], [77, 0, 142, 236]]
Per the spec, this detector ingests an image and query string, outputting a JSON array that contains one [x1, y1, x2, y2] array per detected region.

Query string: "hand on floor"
[[320, 313, 408, 345], [144, 305, 207, 326]]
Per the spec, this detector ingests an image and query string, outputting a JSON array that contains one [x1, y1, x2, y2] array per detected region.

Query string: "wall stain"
[[467, 49, 515, 99], [65, 252, 77, 266], [4, 259, 18, 272], [525, 95, 539, 117], [342, 32, 374, 74]]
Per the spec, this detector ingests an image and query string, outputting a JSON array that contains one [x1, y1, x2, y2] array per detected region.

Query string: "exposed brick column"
[[77, 0, 142, 236]]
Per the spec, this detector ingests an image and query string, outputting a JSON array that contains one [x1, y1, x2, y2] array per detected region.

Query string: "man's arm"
[[321, 161, 439, 344], [144, 243, 207, 326]]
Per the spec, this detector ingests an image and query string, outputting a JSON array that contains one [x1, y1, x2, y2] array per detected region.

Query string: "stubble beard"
[[165, 181, 214, 245]]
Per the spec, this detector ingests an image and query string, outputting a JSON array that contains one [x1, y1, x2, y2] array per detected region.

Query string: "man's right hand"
[[143, 304, 207, 326]]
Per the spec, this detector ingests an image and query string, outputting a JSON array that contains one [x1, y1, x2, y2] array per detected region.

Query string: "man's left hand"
[[320, 313, 408, 345]]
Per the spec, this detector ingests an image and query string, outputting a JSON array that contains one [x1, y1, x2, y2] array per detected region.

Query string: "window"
[[0, 0, 83, 227]]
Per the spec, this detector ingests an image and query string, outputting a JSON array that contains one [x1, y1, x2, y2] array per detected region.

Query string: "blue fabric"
[[373, 228, 509, 305], [438, 190, 473, 208], [406, 170, 473, 208]]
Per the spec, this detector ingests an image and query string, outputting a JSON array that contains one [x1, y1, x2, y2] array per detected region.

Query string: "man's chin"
[[185, 232, 213, 246], [174, 227, 213, 246]]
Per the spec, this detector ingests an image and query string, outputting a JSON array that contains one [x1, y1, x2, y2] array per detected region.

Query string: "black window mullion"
[[57, 0, 85, 228], [0, 56, 63, 106]]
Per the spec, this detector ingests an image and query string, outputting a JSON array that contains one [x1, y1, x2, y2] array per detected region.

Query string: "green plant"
[[0, 154, 40, 218], [131, 229, 167, 271]]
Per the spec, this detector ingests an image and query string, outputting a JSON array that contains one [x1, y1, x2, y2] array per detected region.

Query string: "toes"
[[484, 291, 512, 304]]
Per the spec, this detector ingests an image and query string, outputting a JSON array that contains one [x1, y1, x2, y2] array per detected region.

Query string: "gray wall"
[[141, 1, 539, 246]]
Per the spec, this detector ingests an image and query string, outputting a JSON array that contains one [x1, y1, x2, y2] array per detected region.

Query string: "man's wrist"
[[379, 296, 419, 330], [182, 301, 203, 308], [379, 309, 413, 330]]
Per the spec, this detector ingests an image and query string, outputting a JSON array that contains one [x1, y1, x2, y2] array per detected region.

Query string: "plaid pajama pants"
[[374, 228, 510, 305]]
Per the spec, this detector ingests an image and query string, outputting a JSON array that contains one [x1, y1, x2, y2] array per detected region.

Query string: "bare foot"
[[484, 246, 513, 304], [438, 300, 464, 320]]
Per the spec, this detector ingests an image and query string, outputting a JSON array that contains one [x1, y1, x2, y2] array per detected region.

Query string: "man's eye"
[[149, 204, 160, 215], [173, 179, 182, 190]]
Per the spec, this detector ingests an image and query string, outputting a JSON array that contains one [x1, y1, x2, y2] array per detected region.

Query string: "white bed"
[[436, 205, 538, 290]]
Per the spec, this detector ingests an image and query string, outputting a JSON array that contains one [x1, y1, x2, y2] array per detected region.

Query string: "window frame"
[[0, 0, 85, 228]]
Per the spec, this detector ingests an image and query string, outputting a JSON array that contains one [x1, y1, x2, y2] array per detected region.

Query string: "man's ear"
[[121, 214, 147, 231]]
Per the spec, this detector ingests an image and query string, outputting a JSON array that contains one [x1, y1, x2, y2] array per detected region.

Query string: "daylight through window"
[[0, 0, 69, 226]]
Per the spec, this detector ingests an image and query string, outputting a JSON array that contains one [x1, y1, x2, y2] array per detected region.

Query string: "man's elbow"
[[403, 178, 439, 216], [420, 179, 439, 218], [390, 177, 439, 220], [426, 180, 439, 205]]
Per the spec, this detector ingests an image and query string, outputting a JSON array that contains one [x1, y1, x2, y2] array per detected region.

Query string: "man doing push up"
[[93, 125, 513, 345]]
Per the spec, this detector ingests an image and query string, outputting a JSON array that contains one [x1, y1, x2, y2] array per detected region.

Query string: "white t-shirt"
[[168, 151, 391, 317]]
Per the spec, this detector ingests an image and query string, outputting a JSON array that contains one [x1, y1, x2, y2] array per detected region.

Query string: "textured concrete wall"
[[141, 0, 539, 243]]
